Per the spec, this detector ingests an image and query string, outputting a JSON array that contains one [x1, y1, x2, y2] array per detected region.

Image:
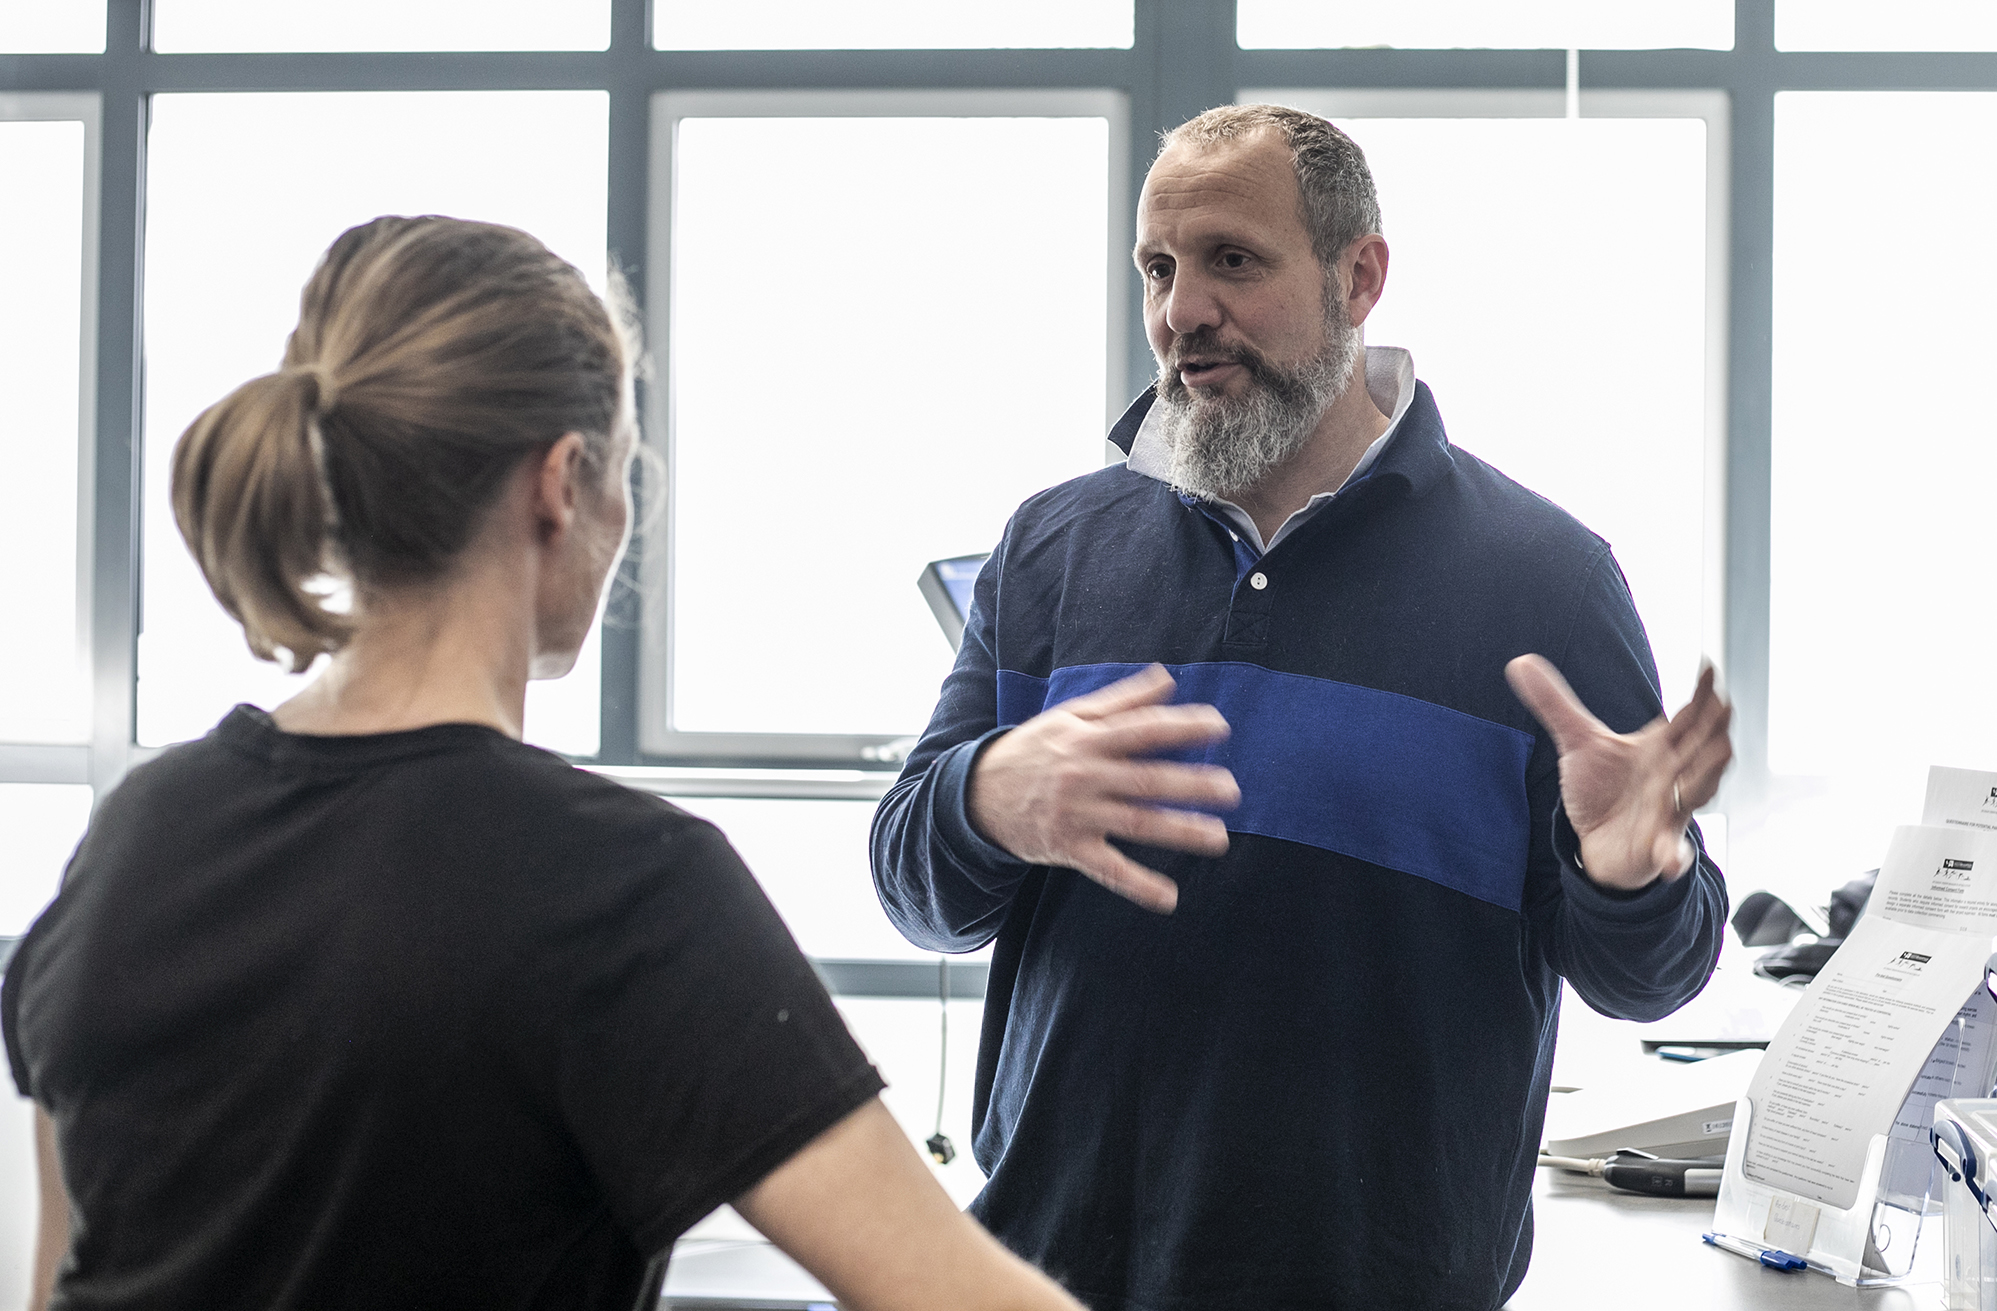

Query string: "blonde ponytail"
[[171, 367, 350, 672], [169, 216, 634, 672]]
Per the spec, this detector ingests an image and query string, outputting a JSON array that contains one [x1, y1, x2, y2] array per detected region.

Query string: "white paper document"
[[1741, 824, 1997, 1210], [1925, 766, 1997, 833]]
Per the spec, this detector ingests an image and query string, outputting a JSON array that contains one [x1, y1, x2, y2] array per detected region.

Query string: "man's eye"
[[1146, 262, 1172, 280], [1219, 252, 1250, 269]]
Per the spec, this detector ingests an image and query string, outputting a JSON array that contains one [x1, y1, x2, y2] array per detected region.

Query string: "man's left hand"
[[1505, 654, 1733, 892]]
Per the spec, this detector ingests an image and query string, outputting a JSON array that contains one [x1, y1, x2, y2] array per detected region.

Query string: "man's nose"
[[1162, 271, 1223, 338]]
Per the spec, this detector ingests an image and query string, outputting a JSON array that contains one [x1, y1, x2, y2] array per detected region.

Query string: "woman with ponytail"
[[2, 217, 1082, 1311]]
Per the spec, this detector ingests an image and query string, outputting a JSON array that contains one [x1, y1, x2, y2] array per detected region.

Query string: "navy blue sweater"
[[871, 383, 1727, 1311]]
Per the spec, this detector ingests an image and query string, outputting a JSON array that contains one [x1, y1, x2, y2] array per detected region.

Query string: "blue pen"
[[1703, 1231, 1807, 1270]]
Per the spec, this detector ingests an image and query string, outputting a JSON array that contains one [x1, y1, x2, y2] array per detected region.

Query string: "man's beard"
[[1153, 298, 1362, 502]]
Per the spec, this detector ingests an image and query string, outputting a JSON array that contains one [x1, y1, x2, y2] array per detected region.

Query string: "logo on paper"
[[1897, 951, 1933, 967], [1983, 787, 1997, 815], [1938, 858, 1976, 883]]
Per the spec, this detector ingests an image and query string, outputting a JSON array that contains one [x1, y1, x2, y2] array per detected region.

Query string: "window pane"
[[0, 785, 92, 937], [139, 92, 610, 753], [1294, 113, 1713, 714], [660, 795, 992, 1196], [0, 1, 104, 53], [1767, 93, 1997, 873], [1777, 1, 1997, 51], [655, 0, 1131, 50], [0, 119, 90, 744], [836, 997, 988, 1202], [151, 0, 608, 52], [1239, 0, 1732, 50], [666, 796, 988, 962], [665, 115, 1110, 737]]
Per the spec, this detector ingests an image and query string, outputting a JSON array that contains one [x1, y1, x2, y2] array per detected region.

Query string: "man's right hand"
[[966, 664, 1239, 914]]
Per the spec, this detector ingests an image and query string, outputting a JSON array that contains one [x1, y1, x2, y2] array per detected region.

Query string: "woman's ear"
[[531, 432, 589, 543]]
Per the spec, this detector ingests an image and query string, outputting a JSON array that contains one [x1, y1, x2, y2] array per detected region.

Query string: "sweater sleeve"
[[871, 540, 1035, 953], [1523, 548, 1730, 1023]]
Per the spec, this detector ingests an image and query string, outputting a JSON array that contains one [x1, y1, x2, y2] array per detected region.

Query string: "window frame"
[[638, 87, 1131, 768]]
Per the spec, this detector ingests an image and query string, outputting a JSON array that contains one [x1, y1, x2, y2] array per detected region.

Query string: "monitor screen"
[[918, 554, 989, 650]]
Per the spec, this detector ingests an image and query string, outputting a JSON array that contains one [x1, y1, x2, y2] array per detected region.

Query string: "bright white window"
[[1777, 1, 1997, 51], [668, 790, 994, 1204], [139, 91, 610, 754], [1238, 1, 1733, 51], [651, 94, 1121, 744], [1250, 92, 1723, 717], [655, 0, 1132, 50], [0, 2, 104, 53], [1766, 92, 1997, 876], [0, 112, 93, 745], [836, 996, 987, 1202], [0, 784, 93, 937], [151, 0, 609, 52], [664, 793, 991, 1199], [667, 796, 948, 960]]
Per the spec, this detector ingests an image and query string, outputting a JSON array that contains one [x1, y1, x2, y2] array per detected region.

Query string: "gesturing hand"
[[967, 664, 1240, 914], [1505, 655, 1733, 892]]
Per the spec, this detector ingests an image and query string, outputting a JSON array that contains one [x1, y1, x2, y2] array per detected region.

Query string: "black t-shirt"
[[2, 707, 883, 1311]]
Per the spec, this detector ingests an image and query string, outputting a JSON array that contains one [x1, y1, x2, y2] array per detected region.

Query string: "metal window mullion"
[[1772, 49, 1997, 89], [55, 49, 1144, 96], [1239, 47, 1997, 95], [1124, 0, 1240, 392], [1721, 0, 1778, 804], [1236, 47, 1568, 91], [87, 0, 146, 801], [17, 46, 1997, 98], [0, 746, 91, 786], [593, 0, 651, 766]]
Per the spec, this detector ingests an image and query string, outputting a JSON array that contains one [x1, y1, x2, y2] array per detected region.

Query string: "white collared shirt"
[[1125, 345, 1418, 554]]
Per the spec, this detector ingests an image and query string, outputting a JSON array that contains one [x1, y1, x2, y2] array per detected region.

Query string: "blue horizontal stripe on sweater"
[[997, 661, 1536, 912]]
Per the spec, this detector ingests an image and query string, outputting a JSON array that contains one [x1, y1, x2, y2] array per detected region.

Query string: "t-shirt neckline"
[[213, 703, 523, 773]]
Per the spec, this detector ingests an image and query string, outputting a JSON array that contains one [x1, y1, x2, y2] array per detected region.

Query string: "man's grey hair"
[[1159, 104, 1383, 269]]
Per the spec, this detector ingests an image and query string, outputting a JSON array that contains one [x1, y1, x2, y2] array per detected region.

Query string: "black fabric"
[[3, 708, 882, 1311], [872, 382, 1728, 1311], [1105, 388, 1156, 455]]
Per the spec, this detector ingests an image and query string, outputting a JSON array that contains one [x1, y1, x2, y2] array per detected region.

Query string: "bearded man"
[[871, 104, 1731, 1311]]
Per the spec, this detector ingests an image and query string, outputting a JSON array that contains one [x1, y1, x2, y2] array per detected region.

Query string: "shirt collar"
[[1125, 345, 1418, 554]]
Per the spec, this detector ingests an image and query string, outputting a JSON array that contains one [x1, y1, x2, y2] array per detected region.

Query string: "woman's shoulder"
[[437, 746, 746, 899], [92, 711, 731, 894], [510, 754, 730, 863]]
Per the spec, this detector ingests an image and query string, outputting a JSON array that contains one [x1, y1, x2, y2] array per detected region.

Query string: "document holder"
[[1712, 999, 1986, 1285]]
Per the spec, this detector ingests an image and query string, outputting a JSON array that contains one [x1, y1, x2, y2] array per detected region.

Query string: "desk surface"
[[663, 960, 1914, 1309], [1510, 1170, 1941, 1311], [663, 1170, 1948, 1310]]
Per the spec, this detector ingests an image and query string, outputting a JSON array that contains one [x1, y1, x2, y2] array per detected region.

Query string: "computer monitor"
[[917, 554, 988, 650]]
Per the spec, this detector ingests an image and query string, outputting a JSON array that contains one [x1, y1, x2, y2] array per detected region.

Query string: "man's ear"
[[532, 432, 589, 542], [1342, 235, 1389, 329]]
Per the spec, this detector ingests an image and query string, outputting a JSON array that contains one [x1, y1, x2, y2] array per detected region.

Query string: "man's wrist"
[[1557, 807, 1665, 900], [963, 730, 1016, 853], [936, 729, 1030, 872]]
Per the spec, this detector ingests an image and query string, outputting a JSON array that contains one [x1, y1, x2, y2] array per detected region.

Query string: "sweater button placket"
[[1224, 568, 1273, 650]]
